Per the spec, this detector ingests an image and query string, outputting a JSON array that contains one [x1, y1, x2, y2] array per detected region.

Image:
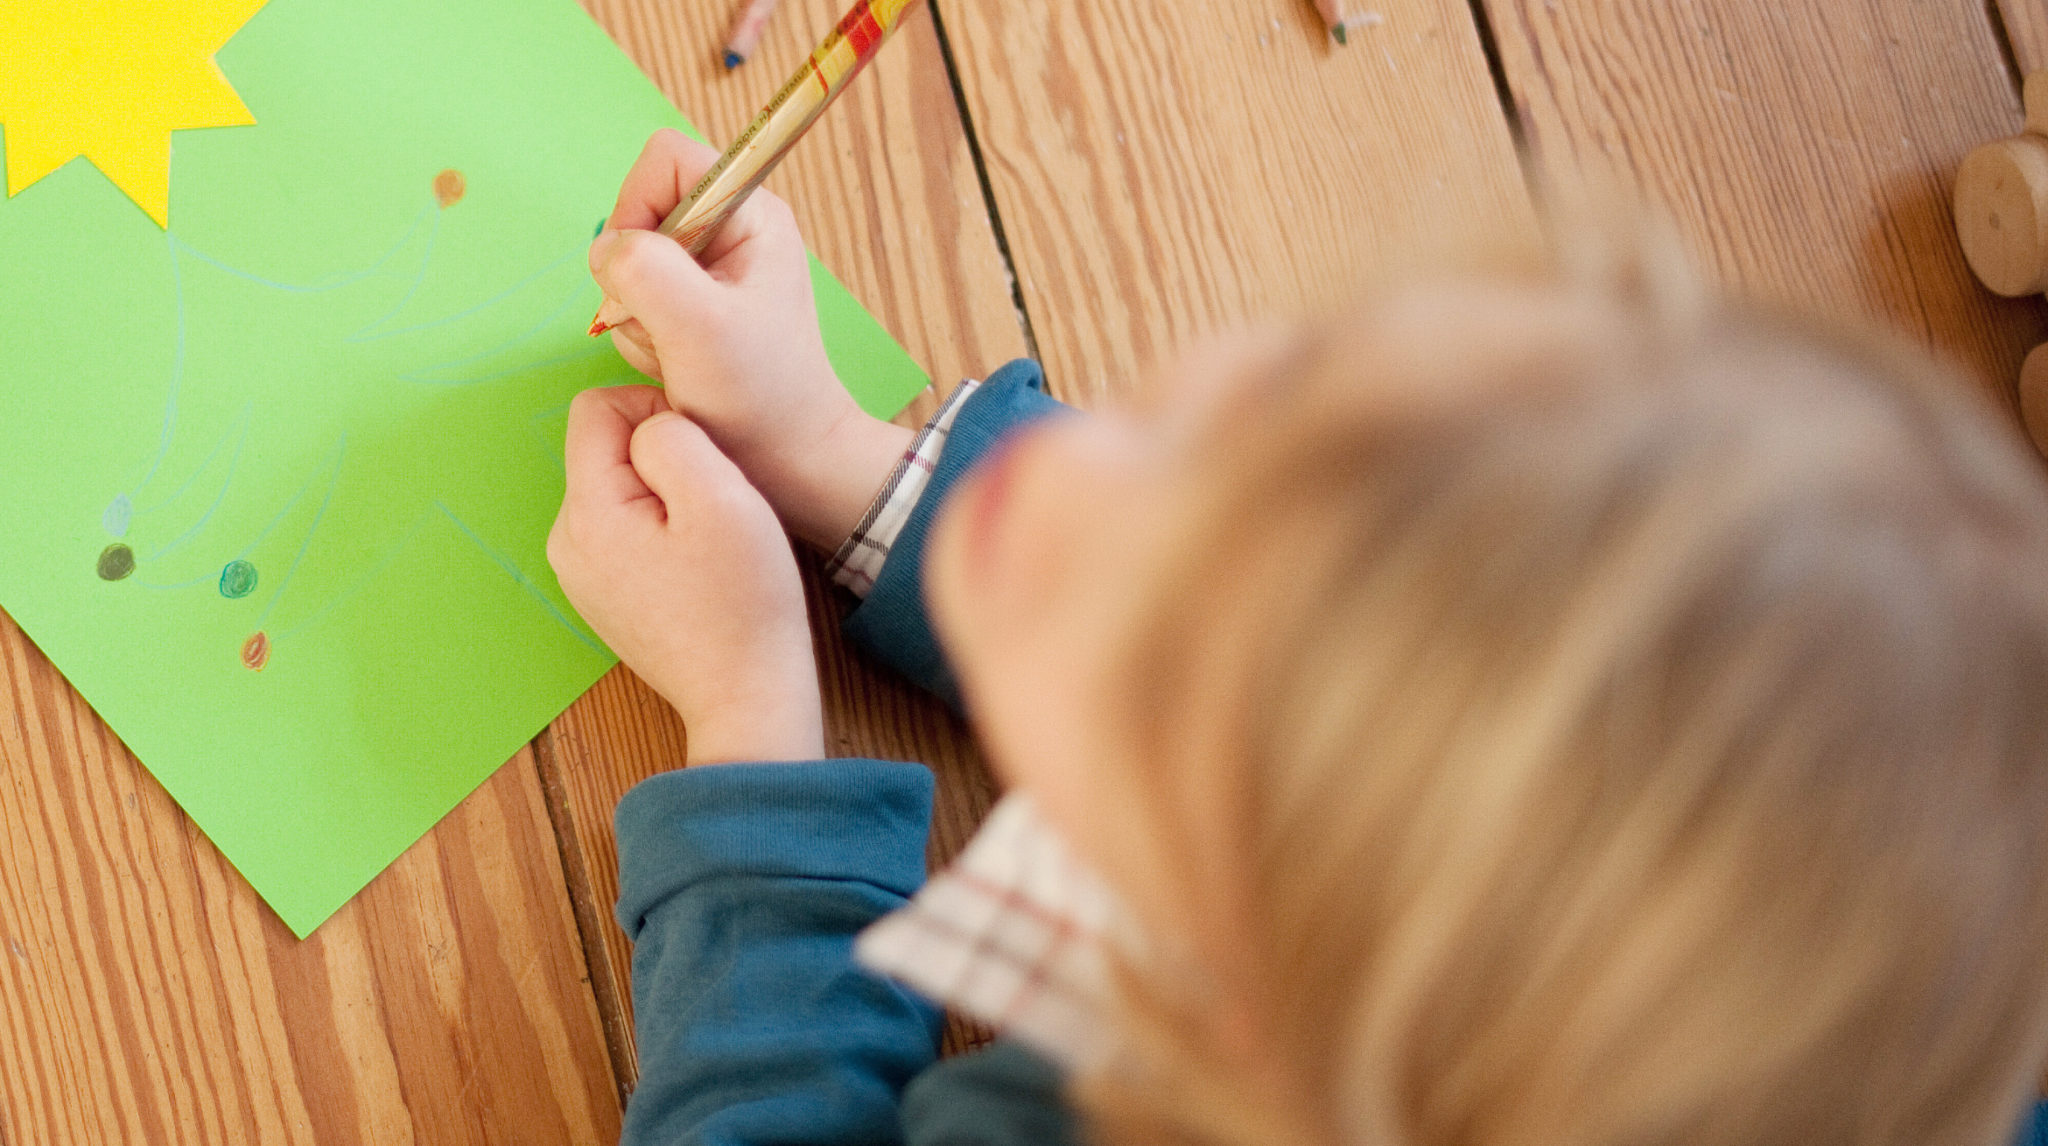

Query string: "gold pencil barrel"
[[589, 0, 922, 334], [660, 0, 922, 256]]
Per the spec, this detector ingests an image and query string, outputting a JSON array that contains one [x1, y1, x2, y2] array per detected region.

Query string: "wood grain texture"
[[0, 611, 619, 1144], [1997, 0, 2048, 75], [542, 0, 1026, 1088], [19, 1, 2035, 1137], [936, 0, 1536, 406], [1485, 0, 2047, 411]]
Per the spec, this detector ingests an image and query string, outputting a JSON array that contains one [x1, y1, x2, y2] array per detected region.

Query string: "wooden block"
[[2021, 341, 2048, 457], [1955, 135, 2048, 297], [2000, 3, 2048, 79], [2026, 71, 2048, 139]]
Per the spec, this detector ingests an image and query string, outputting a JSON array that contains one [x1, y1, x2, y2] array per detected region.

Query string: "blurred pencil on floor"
[[1313, 0, 1350, 44], [723, 0, 781, 69]]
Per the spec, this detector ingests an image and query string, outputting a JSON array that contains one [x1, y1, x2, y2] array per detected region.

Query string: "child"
[[549, 129, 2048, 1146]]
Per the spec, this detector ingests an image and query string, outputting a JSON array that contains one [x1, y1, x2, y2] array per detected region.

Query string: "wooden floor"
[[3, 0, 2044, 1141]]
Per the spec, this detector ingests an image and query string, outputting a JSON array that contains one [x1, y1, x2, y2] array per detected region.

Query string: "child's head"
[[925, 238, 2048, 1145]]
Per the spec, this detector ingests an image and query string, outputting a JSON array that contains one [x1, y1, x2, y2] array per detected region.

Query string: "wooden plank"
[[935, 0, 1536, 405], [928, 0, 1534, 1039], [1484, 0, 2046, 410], [0, 611, 619, 1144], [1997, 0, 2048, 76], [542, 0, 1027, 1085]]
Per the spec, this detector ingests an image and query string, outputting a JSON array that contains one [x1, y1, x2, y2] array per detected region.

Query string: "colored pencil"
[[590, 0, 925, 336], [722, 0, 781, 69], [1314, 0, 1350, 45]]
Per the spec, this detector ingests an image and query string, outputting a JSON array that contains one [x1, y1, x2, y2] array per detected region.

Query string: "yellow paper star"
[[0, 0, 269, 227]]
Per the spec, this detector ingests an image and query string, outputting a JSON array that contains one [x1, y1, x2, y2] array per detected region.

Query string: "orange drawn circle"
[[240, 631, 270, 671], [433, 168, 466, 208]]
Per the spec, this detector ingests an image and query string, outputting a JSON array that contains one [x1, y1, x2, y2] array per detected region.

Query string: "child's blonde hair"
[[1083, 236, 2048, 1146]]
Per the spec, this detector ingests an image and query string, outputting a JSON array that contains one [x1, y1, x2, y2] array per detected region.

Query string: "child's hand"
[[590, 130, 912, 551], [548, 384, 824, 766]]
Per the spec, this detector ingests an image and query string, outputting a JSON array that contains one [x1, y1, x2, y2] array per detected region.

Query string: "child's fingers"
[[562, 385, 669, 512], [609, 129, 721, 232], [604, 129, 799, 275], [598, 317, 663, 380], [695, 187, 805, 280], [591, 229, 722, 346], [628, 410, 755, 520], [608, 321, 664, 381]]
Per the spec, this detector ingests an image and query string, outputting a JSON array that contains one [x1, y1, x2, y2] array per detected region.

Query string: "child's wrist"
[[771, 409, 914, 551], [676, 680, 824, 767]]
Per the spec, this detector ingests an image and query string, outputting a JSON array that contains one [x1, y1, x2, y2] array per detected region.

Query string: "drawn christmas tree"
[[91, 167, 614, 672], [0, 0, 925, 935], [4, 0, 621, 672]]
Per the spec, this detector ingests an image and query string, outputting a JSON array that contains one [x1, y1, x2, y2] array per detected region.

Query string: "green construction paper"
[[0, 0, 929, 936]]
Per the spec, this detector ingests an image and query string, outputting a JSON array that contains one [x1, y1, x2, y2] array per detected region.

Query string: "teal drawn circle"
[[219, 559, 259, 599], [103, 494, 132, 538]]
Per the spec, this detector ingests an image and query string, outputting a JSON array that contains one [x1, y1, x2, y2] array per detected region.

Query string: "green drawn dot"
[[219, 559, 258, 599], [96, 543, 135, 581]]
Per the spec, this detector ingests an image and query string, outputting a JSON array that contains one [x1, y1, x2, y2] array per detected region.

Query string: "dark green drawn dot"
[[219, 559, 258, 599], [96, 543, 135, 581], [595, 218, 607, 238]]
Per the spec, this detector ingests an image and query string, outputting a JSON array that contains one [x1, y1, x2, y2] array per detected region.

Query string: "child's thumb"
[[590, 229, 716, 344], [628, 410, 748, 514]]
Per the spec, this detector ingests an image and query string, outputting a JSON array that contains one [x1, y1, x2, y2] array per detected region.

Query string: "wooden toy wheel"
[[2021, 342, 2048, 456], [1955, 135, 2048, 297]]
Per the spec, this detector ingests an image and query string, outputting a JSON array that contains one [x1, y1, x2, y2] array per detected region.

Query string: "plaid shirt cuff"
[[824, 379, 983, 597], [855, 793, 1128, 1073]]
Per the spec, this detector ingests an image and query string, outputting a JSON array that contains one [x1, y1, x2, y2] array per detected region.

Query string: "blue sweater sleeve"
[[611, 361, 1069, 1144], [902, 1041, 1082, 1146], [842, 359, 1070, 705], [2017, 1100, 2048, 1146], [615, 759, 945, 1146]]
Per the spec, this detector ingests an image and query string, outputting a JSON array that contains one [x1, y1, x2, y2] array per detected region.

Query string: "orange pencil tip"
[[588, 315, 613, 337]]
